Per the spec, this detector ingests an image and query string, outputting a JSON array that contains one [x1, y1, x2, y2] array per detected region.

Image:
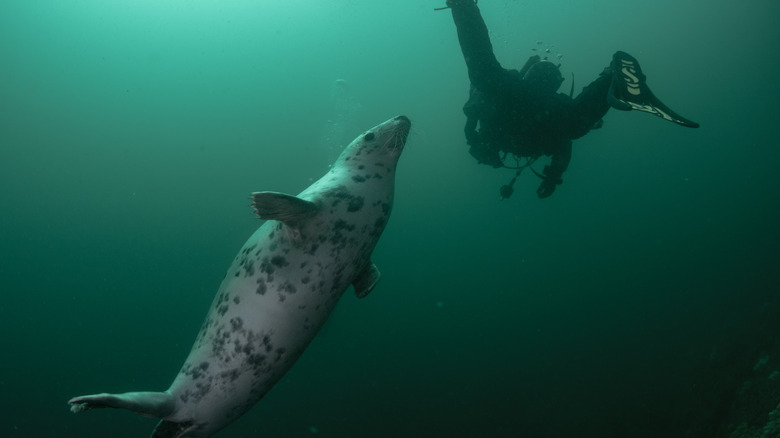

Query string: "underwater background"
[[1, 0, 779, 437]]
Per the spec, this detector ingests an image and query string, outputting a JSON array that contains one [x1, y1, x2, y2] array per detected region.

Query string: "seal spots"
[[215, 293, 231, 317], [370, 216, 387, 237], [183, 361, 211, 380], [246, 353, 267, 370], [178, 360, 215, 404], [180, 382, 212, 404], [352, 175, 367, 183], [329, 219, 356, 251], [220, 369, 241, 383], [305, 242, 320, 256], [241, 257, 255, 277], [325, 186, 364, 212], [270, 255, 289, 268], [333, 219, 355, 232], [281, 281, 297, 294], [238, 244, 259, 277], [255, 278, 267, 295], [347, 196, 364, 212], [259, 257, 275, 279]]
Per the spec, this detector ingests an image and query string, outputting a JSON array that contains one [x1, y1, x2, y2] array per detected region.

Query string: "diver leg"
[[569, 72, 611, 139]]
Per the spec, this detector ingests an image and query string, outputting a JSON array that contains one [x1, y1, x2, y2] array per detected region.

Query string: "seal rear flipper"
[[69, 391, 175, 419], [353, 262, 380, 298], [251, 191, 319, 228], [152, 419, 198, 438]]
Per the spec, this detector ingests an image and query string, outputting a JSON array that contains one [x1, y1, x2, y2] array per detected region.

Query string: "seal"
[[69, 115, 412, 438]]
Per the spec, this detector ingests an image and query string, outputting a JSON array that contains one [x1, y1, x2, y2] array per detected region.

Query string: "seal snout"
[[393, 115, 411, 132], [392, 115, 411, 144]]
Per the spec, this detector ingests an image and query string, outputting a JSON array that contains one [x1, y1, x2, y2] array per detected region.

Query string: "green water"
[[1, 0, 779, 437]]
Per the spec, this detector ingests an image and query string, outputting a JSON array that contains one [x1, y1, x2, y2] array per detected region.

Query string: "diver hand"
[[536, 179, 558, 198], [469, 145, 503, 168], [445, 0, 477, 7]]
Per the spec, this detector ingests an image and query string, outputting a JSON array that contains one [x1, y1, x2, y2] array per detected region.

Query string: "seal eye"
[[363, 132, 375, 141]]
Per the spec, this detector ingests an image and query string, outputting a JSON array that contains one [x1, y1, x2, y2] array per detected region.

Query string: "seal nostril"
[[363, 133, 375, 141]]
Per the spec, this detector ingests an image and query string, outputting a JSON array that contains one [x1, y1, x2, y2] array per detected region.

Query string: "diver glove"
[[536, 179, 558, 198], [469, 145, 503, 168], [445, 0, 477, 7], [537, 166, 562, 198]]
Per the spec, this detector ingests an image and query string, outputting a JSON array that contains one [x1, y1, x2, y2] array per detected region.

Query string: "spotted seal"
[[69, 115, 412, 437]]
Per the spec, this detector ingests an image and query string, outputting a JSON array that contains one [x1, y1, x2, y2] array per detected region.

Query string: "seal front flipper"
[[251, 191, 319, 228], [353, 261, 380, 298], [69, 391, 175, 418], [608, 50, 699, 128]]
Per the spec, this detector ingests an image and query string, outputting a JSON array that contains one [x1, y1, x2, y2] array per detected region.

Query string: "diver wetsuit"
[[451, 1, 612, 198]]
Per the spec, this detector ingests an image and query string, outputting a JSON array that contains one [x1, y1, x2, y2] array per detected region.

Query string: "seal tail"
[[69, 391, 175, 419]]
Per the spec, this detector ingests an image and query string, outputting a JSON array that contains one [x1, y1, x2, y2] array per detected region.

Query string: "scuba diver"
[[439, 0, 699, 199]]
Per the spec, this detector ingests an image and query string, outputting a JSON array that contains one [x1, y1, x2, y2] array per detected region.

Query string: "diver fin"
[[353, 262, 381, 298], [251, 192, 319, 228], [69, 391, 175, 419], [608, 51, 699, 128]]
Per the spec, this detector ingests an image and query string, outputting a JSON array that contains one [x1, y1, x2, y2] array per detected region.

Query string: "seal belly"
[[166, 225, 343, 429]]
